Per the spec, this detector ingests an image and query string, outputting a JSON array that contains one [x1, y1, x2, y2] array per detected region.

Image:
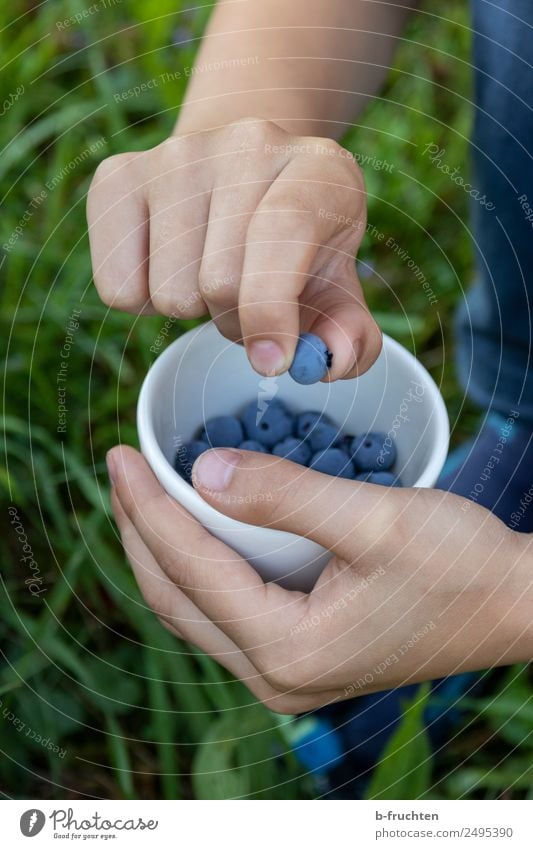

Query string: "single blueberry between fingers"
[[289, 333, 332, 385], [356, 471, 402, 487], [272, 437, 312, 466], [239, 440, 268, 453], [242, 398, 293, 447], [350, 432, 396, 471], [310, 448, 355, 479], [203, 415, 244, 448], [174, 439, 209, 483]]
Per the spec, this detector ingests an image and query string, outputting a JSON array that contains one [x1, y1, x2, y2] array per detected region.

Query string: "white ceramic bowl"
[[137, 322, 449, 591]]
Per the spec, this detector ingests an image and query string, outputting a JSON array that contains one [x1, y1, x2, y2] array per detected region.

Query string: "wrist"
[[174, 98, 340, 139]]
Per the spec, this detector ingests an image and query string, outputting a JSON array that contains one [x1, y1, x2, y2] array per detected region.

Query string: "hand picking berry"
[[289, 333, 332, 385]]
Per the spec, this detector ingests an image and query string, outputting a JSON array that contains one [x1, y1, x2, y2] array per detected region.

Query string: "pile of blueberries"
[[175, 400, 401, 487], [174, 332, 402, 486]]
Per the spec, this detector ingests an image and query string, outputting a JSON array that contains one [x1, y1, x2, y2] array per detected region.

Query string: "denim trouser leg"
[[455, 0, 533, 423]]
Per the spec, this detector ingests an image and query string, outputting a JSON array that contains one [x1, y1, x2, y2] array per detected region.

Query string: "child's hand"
[[106, 445, 531, 713], [87, 119, 381, 379]]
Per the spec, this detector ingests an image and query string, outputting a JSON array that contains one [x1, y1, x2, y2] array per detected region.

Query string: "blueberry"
[[356, 471, 402, 487], [310, 448, 355, 479], [203, 415, 244, 448], [174, 439, 209, 483], [239, 440, 268, 453], [289, 333, 332, 385], [295, 410, 325, 439], [272, 437, 311, 466], [350, 432, 396, 471], [295, 410, 341, 452], [242, 399, 293, 447], [338, 433, 356, 454]]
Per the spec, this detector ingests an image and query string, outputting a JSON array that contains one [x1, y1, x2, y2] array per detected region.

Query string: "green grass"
[[0, 0, 530, 799]]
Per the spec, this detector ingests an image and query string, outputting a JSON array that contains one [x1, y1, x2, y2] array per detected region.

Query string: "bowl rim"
[[137, 324, 450, 528]]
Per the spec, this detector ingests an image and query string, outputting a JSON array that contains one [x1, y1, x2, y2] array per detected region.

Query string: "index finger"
[[239, 154, 364, 376]]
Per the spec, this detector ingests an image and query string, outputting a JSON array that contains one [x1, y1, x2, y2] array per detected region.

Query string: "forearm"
[[176, 0, 416, 138]]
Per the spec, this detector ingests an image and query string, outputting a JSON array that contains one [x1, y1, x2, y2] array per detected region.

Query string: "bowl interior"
[[145, 323, 448, 490]]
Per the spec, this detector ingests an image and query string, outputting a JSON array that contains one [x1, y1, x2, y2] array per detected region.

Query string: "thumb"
[[192, 448, 393, 561]]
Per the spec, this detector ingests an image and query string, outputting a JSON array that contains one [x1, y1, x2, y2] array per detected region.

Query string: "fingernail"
[[193, 448, 240, 491], [248, 340, 286, 375], [106, 450, 117, 485]]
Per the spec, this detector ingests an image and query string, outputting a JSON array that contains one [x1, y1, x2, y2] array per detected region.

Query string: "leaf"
[[366, 683, 434, 800], [106, 715, 135, 799], [192, 704, 304, 800]]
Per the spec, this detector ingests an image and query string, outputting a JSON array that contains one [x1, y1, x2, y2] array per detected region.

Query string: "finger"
[[112, 489, 248, 662], [192, 448, 400, 563], [198, 175, 269, 341], [239, 153, 365, 376], [107, 445, 303, 648], [302, 265, 382, 380], [111, 491, 320, 710], [112, 488, 346, 710], [146, 142, 210, 317], [87, 152, 154, 314]]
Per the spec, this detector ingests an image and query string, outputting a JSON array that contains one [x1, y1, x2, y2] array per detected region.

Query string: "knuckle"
[[262, 695, 299, 715], [90, 152, 137, 192], [224, 117, 283, 148], [94, 280, 144, 311], [212, 317, 241, 343], [262, 665, 303, 693], [176, 298, 208, 319], [149, 290, 207, 319], [198, 266, 238, 306], [149, 288, 181, 316], [255, 640, 304, 692], [151, 136, 183, 168]]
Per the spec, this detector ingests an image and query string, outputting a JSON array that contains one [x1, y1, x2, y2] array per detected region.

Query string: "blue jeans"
[[456, 0, 533, 423], [312, 1, 533, 788]]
